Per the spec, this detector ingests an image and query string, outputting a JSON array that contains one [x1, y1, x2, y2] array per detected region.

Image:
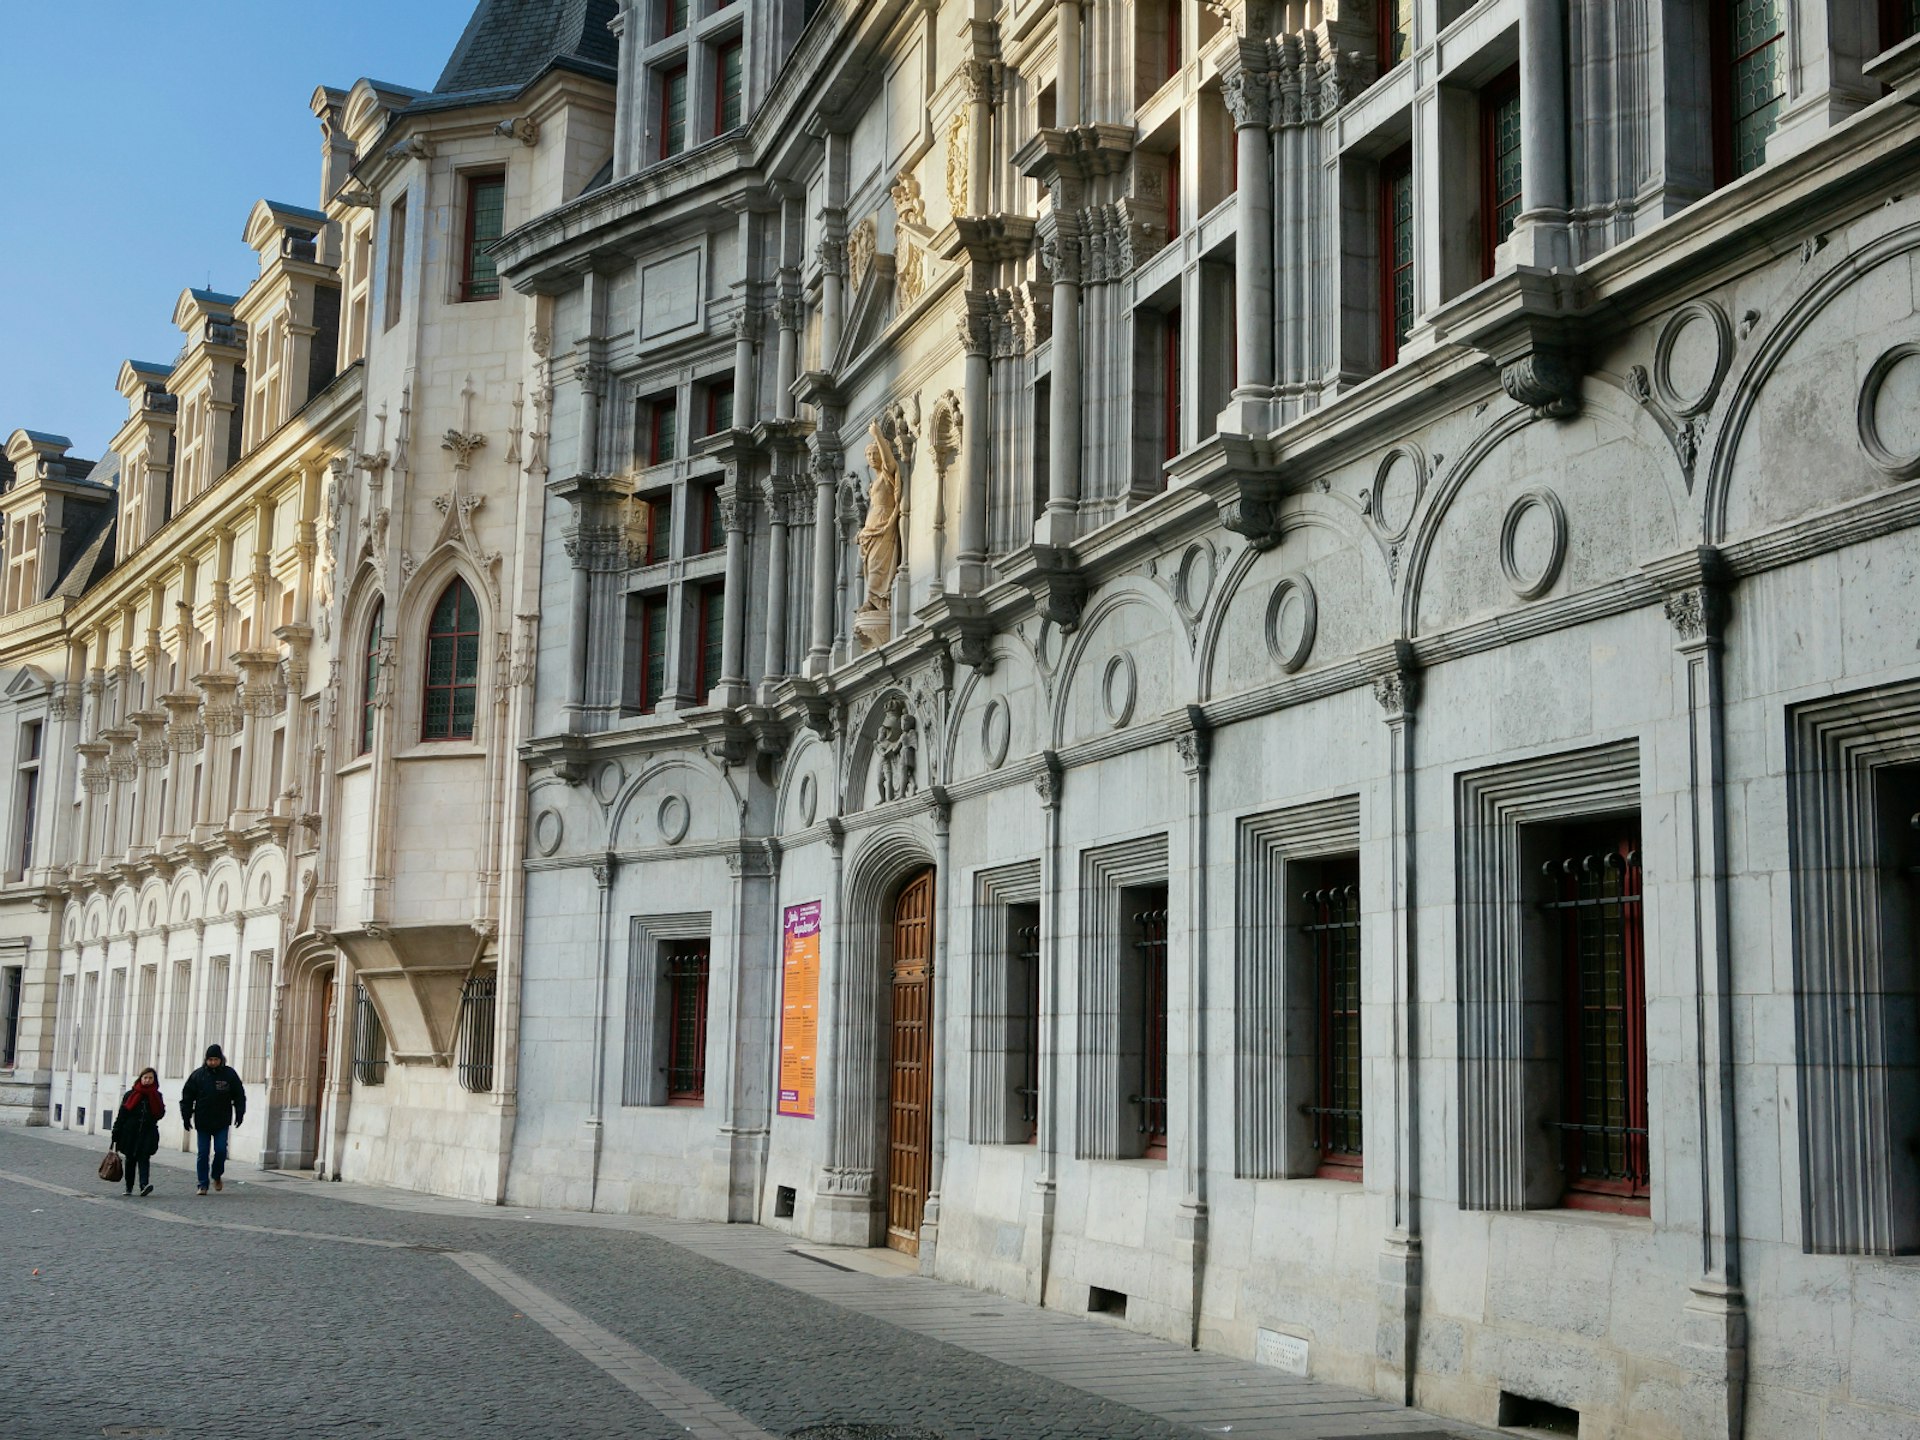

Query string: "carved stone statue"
[[854, 420, 904, 650], [875, 695, 919, 802]]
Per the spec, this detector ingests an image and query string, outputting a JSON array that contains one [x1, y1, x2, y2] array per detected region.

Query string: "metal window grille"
[[1543, 835, 1649, 1208], [352, 982, 388, 1086], [422, 579, 481, 742], [1131, 901, 1171, 1158], [166, 962, 192, 1076], [1014, 920, 1042, 1142], [1302, 868, 1363, 1171], [52, 975, 73, 1069], [1729, 0, 1785, 179], [133, 966, 157, 1074], [243, 953, 273, 1081], [103, 970, 127, 1083], [457, 971, 497, 1094], [664, 942, 709, 1103], [0, 965, 22, 1069], [203, 957, 230, 1058]]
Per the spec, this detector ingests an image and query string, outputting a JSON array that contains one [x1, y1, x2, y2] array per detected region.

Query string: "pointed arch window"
[[359, 601, 383, 756], [421, 578, 481, 742]]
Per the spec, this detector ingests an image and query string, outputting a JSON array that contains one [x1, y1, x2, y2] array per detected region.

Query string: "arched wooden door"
[[886, 869, 935, 1255]]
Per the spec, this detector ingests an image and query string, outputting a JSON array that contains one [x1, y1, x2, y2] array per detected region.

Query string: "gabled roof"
[[432, 0, 618, 96]]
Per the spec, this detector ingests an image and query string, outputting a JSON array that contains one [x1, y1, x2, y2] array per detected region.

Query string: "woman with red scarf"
[[110, 1067, 165, 1196]]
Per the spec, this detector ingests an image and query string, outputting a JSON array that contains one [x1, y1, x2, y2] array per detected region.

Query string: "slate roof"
[[432, 0, 618, 96]]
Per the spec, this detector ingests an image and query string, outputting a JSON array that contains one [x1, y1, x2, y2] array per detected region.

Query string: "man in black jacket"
[[180, 1044, 247, 1196]]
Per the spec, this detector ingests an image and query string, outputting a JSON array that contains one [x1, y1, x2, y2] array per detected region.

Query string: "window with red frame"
[[1883, 0, 1920, 48], [1303, 856, 1362, 1178], [461, 173, 505, 301], [1161, 307, 1182, 465], [699, 484, 723, 553], [1380, 148, 1414, 366], [1480, 69, 1521, 276], [704, 378, 734, 435], [1712, 1, 1786, 184], [627, 593, 668, 712], [695, 582, 725, 696], [660, 0, 687, 38], [1543, 822, 1649, 1213], [715, 40, 743, 133], [643, 495, 672, 566], [421, 578, 481, 741], [360, 601, 383, 755], [642, 394, 677, 465], [1378, 0, 1412, 72], [663, 939, 710, 1103], [660, 65, 688, 159], [1128, 886, 1171, 1160]]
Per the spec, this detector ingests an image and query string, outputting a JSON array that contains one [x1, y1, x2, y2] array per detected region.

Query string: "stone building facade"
[[492, 2, 1920, 1438], [0, 3, 615, 1201]]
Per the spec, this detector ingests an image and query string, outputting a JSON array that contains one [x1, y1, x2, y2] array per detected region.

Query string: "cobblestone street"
[[1, 1129, 1495, 1440]]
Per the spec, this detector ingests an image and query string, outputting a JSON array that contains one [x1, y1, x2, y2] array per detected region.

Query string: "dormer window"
[[461, 174, 506, 302]]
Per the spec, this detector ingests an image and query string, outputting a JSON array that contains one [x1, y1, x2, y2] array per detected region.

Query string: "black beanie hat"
[[205, 1044, 226, 1062]]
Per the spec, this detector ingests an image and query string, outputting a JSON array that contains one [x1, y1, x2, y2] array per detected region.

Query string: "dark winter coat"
[[180, 1062, 247, 1132], [111, 1089, 164, 1160]]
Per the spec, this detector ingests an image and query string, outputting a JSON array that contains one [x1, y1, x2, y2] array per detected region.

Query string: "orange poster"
[[778, 900, 822, 1118]]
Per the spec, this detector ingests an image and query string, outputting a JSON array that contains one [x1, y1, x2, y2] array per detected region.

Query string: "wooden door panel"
[[886, 869, 934, 1254]]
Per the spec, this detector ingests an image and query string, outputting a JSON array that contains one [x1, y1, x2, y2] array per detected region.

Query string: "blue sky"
[[0, 1, 476, 461]]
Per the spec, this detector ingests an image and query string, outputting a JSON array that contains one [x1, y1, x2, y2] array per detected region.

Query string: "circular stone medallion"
[[1499, 488, 1568, 601], [1860, 343, 1920, 478], [1263, 574, 1319, 673], [656, 793, 691, 846], [980, 696, 1011, 769]]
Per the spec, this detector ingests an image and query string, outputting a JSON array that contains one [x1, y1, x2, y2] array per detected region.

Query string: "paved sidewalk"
[[5, 1126, 1495, 1439]]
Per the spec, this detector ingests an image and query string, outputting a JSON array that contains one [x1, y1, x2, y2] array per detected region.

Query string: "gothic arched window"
[[421, 578, 481, 742], [359, 601, 383, 755]]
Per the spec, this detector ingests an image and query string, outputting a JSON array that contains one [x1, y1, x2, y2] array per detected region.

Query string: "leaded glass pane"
[[1730, 0, 1785, 179], [466, 177, 504, 300]]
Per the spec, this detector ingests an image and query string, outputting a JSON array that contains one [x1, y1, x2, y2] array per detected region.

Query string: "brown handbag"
[[99, 1147, 123, 1184]]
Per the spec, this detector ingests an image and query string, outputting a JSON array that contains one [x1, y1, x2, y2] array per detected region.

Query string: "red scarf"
[[122, 1080, 163, 1118]]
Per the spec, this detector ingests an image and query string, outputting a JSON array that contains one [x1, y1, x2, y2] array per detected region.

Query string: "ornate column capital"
[[954, 293, 995, 358]]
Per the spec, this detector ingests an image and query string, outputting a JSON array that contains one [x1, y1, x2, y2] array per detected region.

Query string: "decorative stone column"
[[1509, 0, 1571, 269], [732, 303, 761, 427], [1657, 557, 1747, 1440], [760, 476, 792, 695], [1219, 50, 1275, 436], [963, 60, 994, 215], [128, 711, 170, 855], [1172, 719, 1211, 1349], [818, 235, 846, 363], [1035, 222, 1083, 549], [775, 296, 803, 422], [160, 694, 204, 844], [1371, 652, 1423, 1406], [805, 453, 840, 678], [1056, 0, 1082, 127], [194, 673, 241, 838], [714, 475, 752, 707], [948, 296, 993, 593], [1020, 757, 1064, 1306], [919, 793, 953, 1275]]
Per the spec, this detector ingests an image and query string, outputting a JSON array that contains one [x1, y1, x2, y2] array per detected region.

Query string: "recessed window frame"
[[383, 193, 408, 332], [420, 577, 482, 743], [663, 939, 711, 1104], [1378, 0, 1413, 73], [1379, 146, 1414, 368], [659, 63, 689, 160], [1711, 0, 1787, 185], [1302, 856, 1363, 1179], [1479, 65, 1522, 278], [714, 37, 744, 134], [626, 591, 670, 714], [359, 600, 383, 756], [459, 171, 507, 303], [694, 581, 725, 697]]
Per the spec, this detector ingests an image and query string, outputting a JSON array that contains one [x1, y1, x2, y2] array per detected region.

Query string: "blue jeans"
[[194, 1127, 229, 1189]]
